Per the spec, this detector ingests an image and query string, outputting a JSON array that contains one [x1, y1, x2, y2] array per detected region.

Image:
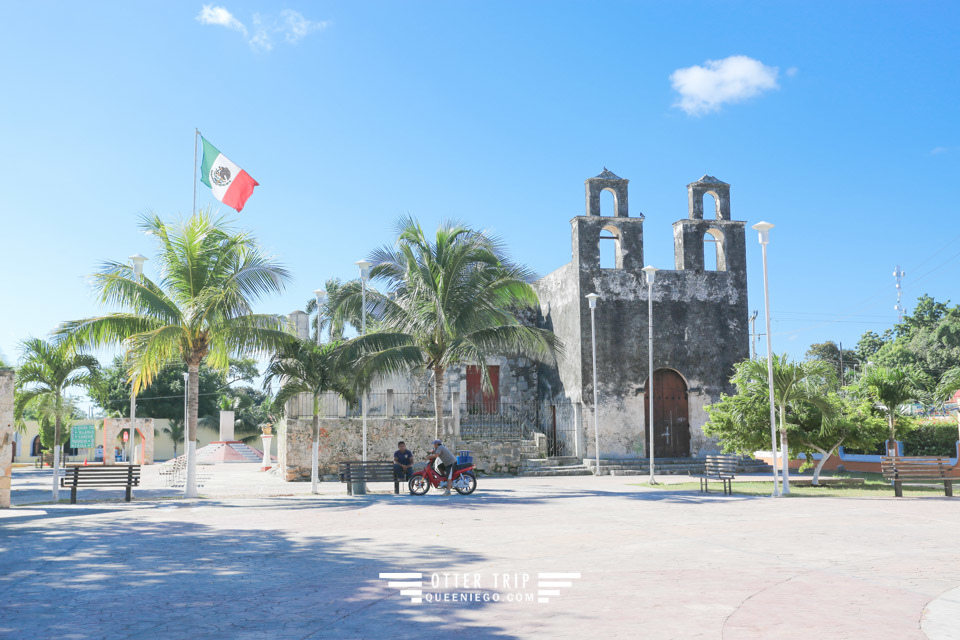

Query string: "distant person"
[[427, 439, 457, 496], [394, 441, 414, 482]]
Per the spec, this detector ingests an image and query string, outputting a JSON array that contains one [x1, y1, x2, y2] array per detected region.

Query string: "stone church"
[[284, 169, 750, 465], [533, 169, 749, 458]]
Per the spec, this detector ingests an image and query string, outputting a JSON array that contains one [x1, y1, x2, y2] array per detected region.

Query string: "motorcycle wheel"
[[409, 475, 430, 495], [454, 472, 477, 495]]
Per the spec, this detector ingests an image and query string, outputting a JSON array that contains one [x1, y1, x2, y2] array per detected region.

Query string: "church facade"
[[532, 170, 750, 458]]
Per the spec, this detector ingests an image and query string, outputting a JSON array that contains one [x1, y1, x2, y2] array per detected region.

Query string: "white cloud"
[[196, 5, 247, 36], [280, 9, 327, 43], [249, 14, 273, 52], [670, 55, 780, 116], [198, 6, 326, 52], [931, 146, 950, 155], [786, 66, 799, 77]]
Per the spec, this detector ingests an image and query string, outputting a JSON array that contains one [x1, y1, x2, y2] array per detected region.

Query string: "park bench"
[[881, 456, 954, 498], [60, 465, 140, 504], [691, 454, 738, 495], [338, 461, 403, 495]]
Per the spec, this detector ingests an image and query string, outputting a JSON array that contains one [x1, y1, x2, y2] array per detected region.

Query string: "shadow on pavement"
[[0, 514, 516, 639]]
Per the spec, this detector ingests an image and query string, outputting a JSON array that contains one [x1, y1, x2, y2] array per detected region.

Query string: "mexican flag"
[[199, 137, 259, 212]]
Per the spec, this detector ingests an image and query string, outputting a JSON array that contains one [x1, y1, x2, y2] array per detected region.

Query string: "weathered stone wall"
[[532, 172, 749, 458], [279, 416, 542, 481], [0, 370, 14, 508]]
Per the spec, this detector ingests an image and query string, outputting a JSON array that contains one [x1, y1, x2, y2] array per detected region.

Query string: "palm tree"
[[740, 355, 835, 494], [58, 212, 291, 497], [13, 338, 100, 500], [333, 217, 559, 438], [305, 277, 349, 342], [264, 339, 356, 493], [858, 365, 930, 453], [161, 420, 185, 458]]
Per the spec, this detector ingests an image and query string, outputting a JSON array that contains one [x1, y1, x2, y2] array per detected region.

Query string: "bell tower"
[[573, 169, 644, 272]]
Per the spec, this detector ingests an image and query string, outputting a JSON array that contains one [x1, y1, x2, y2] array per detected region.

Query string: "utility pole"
[[893, 265, 905, 323], [839, 341, 844, 388], [749, 311, 759, 359]]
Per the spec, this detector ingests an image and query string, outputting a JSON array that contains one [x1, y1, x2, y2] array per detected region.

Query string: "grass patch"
[[632, 472, 951, 498]]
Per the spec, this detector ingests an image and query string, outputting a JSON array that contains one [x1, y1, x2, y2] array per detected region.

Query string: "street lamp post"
[[752, 222, 781, 497], [313, 289, 326, 346], [127, 254, 147, 479], [355, 260, 372, 466], [641, 266, 658, 485], [585, 293, 601, 476]]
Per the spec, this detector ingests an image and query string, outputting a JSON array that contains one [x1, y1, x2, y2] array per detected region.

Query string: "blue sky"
[[1, 1, 957, 384]]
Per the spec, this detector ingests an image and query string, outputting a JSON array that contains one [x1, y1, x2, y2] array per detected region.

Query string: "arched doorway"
[[644, 369, 690, 458]]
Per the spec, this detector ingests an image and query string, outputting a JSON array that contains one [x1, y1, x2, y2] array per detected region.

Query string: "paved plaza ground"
[[1, 465, 959, 639]]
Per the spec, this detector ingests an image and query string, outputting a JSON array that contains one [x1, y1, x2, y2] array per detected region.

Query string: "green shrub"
[[902, 422, 959, 456]]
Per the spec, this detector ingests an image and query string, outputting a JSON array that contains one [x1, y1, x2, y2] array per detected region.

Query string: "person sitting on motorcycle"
[[427, 439, 457, 496]]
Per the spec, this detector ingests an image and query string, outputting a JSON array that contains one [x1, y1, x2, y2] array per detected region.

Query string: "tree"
[[91, 356, 220, 422], [791, 395, 886, 485], [59, 212, 291, 498], [304, 277, 351, 343], [332, 217, 559, 437], [264, 339, 356, 492], [13, 338, 100, 500], [855, 330, 892, 363], [805, 341, 859, 386], [856, 365, 930, 448], [737, 355, 836, 494], [161, 419, 185, 458], [705, 378, 885, 486]]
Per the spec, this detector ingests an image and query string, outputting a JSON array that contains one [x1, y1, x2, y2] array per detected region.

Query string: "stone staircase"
[[519, 455, 593, 477]]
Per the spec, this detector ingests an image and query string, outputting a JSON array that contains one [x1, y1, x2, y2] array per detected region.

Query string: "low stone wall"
[[279, 416, 545, 482]]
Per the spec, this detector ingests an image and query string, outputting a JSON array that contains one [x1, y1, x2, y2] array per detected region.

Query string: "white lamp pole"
[[752, 222, 781, 497], [641, 266, 658, 485], [311, 289, 327, 494], [586, 293, 601, 476], [127, 254, 147, 479], [182, 372, 189, 459], [313, 289, 326, 346], [356, 260, 372, 463]]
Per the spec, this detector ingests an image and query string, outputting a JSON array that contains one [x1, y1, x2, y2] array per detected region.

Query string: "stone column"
[[386, 389, 395, 418], [0, 369, 15, 508], [219, 410, 235, 441]]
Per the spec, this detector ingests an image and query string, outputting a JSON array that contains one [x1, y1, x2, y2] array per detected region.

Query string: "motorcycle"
[[409, 458, 477, 495]]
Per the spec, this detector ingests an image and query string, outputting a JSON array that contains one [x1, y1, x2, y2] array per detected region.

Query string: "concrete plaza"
[[1, 465, 958, 639]]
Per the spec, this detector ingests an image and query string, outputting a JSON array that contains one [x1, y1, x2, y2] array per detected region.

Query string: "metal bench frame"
[[338, 461, 403, 495], [692, 454, 738, 496], [881, 456, 954, 498], [60, 465, 141, 503]]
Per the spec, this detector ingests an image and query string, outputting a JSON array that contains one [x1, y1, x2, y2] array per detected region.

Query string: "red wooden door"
[[466, 365, 500, 413], [644, 369, 690, 458]]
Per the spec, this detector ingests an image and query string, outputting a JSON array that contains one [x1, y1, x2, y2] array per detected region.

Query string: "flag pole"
[[193, 128, 200, 216]]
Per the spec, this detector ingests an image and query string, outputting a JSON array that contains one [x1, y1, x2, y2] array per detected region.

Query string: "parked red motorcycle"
[[409, 459, 477, 495]]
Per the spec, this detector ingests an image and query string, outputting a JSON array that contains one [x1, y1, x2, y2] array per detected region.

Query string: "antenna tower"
[[893, 265, 905, 323]]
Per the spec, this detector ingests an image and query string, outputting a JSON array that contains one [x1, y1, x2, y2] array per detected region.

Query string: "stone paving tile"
[[1, 468, 959, 638]]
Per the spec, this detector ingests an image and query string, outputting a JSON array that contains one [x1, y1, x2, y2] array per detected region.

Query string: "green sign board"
[[70, 424, 96, 449]]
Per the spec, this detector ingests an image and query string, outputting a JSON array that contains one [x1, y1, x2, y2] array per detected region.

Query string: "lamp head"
[[585, 292, 599, 309], [313, 289, 327, 303], [641, 265, 658, 285], [355, 259, 372, 281], [129, 253, 148, 277], [751, 221, 774, 245]]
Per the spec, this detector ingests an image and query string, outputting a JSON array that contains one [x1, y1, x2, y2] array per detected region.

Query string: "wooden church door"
[[644, 369, 690, 458]]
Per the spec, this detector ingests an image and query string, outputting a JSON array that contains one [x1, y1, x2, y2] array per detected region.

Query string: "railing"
[[285, 390, 452, 419], [459, 402, 540, 440]]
